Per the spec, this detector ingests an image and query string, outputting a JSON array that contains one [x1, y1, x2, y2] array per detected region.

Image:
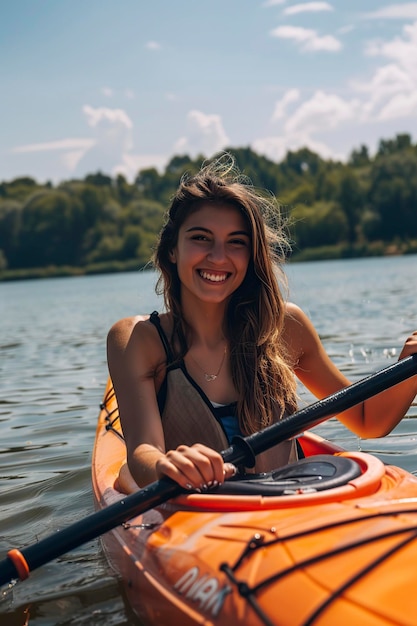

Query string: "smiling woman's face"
[[169, 202, 251, 305]]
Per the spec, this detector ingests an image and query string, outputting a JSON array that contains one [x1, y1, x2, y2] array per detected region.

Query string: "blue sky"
[[2, 1, 417, 183]]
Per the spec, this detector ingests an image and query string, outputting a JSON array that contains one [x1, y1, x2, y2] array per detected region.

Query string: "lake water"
[[0, 255, 416, 625]]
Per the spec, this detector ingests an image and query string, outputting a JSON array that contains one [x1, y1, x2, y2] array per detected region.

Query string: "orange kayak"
[[93, 379, 417, 625]]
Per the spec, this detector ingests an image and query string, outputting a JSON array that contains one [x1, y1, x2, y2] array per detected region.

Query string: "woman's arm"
[[107, 316, 234, 489], [284, 303, 417, 438], [107, 316, 166, 485]]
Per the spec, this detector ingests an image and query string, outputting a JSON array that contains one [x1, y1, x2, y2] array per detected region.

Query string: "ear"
[[169, 249, 177, 263]]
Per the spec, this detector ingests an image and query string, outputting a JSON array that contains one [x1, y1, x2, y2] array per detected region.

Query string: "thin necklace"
[[188, 345, 227, 382]]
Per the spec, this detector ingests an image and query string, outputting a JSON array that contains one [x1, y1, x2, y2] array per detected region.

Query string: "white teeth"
[[200, 271, 227, 282]]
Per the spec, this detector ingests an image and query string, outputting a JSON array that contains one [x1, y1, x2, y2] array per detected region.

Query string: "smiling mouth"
[[198, 270, 229, 283]]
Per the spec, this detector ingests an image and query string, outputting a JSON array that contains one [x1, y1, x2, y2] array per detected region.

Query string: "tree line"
[[1, 133, 417, 279]]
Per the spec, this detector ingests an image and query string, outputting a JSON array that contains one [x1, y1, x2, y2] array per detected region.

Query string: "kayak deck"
[[93, 379, 417, 625]]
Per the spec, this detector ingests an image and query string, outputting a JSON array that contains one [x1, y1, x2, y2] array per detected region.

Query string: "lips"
[[198, 270, 229, 283]]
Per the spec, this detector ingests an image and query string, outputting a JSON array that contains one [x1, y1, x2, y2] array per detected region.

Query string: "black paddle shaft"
[[225, 353, 417, 467], [0, 354, 416, 586]]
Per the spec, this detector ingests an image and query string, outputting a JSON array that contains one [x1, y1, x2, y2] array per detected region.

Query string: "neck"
[[181, 296, 228, 348]]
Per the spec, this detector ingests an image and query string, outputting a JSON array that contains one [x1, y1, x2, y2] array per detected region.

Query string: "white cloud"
[[68, 105, 137, 176], [113, 153, 168, 179], [72, 106, 168, 180], [11, 105, 167, 181], [83, 105, 133, 130], [362, 3, 417, 19], [13, 138, 96, 153], [263, 0, 287, 6], [60, 150, 87, 171], [356, 22, 417, 120], [101, 87, 113, 97], [251, 136, 289, 162], [257, 16, 417, 165], [173, 110, 230, 157], [253, 89, 359, 164], [337, 24, 354, 35], [284, 90, 358, 135], [100, 87, 135, 100], [352, 63, 412, 119], [378, 91, 417, 120], [12, 138, 96, 175], [249, 85, 354, 164], [365, 21, 417, 77], [272, 89, 300, 121], [252, 133, 343, 164], [270, 26, 342, 51], [146, 41, 161, 51], [284, 2, 334, 16]]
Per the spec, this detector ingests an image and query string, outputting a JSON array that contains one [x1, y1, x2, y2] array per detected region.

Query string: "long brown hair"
[[153, 154, 297, 434]]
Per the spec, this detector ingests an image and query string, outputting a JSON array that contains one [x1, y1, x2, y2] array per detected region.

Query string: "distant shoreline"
[[1, 241, 416, 282]]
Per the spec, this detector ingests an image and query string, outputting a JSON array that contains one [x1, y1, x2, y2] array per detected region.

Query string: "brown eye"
[[229, 238, 248, 246]]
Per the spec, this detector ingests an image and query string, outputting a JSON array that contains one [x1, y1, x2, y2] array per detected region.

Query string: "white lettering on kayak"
[[174, 566, 232, 617]]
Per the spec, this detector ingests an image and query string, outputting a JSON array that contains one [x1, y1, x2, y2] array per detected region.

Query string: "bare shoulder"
[[107, 314, 151, 352], [107, 312, 172, 368], [283, 302, 307, 347], [284, 302, 306, 324], [283, 303, 320, 365], [283, 302, 314, 335]]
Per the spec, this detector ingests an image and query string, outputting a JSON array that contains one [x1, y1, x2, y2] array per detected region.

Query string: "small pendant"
[[204, 373, 218, 382]]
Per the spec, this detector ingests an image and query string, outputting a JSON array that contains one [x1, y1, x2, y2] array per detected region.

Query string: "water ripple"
[[0, 259, 416, 624]]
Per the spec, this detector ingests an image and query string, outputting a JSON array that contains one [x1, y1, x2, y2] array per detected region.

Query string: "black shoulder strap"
[[149, 311, 174, 364]]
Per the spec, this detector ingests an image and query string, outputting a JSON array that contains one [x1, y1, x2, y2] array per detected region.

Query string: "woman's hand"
[[155, 443, 237, 491], [399, 331, 417, 360]]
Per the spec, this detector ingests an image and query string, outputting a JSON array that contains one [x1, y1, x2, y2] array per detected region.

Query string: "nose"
[[207, 240, 226, 262]]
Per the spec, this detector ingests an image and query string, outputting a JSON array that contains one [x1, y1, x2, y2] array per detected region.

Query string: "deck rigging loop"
[[220, 512, 417, 626], [101, 385, 124, 441]]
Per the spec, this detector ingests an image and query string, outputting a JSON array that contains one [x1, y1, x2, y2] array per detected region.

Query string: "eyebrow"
[[185, 226, 250, 237]]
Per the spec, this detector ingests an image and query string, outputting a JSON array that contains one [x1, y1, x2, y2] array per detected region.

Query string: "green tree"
[[337, 171, 365, 243], [0, 249, 7, 271], [116, 174, 137, 205], [85, 234, 124, 264], [0, 199, 22, 267], [18, 190, 84, 268], [0, 177, 41, 202], [85, 171, 113, 187], [165, 154, 194, 175], [227, 147, 284, 194], [377, 133, 412, 157], [291, 201, 348, 249], [369, 151, 417, 240], [135, 168, 165, 202], [2, 133, 417, 276], [282, 148, 325, 178], [121, 225, 143, 260], [283, 183, 316, 207], [349, 144, 371, 168]]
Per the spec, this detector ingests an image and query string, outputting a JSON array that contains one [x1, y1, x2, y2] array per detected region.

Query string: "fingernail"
[[201, 484, 208, 492], [185, 483, 193, 490], [224, 463, 237, 476]]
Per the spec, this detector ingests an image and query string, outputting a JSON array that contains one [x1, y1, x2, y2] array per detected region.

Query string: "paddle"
[[0, 354, 416, 587]]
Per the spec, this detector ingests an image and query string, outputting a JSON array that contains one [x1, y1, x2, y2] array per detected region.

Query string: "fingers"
[[399, 331, 417, 360], [155, 443, 237, 491], [223, 462, 238, 479]]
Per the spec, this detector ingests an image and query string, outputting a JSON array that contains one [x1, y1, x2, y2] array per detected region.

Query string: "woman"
[[107, 155, 417, 492]]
